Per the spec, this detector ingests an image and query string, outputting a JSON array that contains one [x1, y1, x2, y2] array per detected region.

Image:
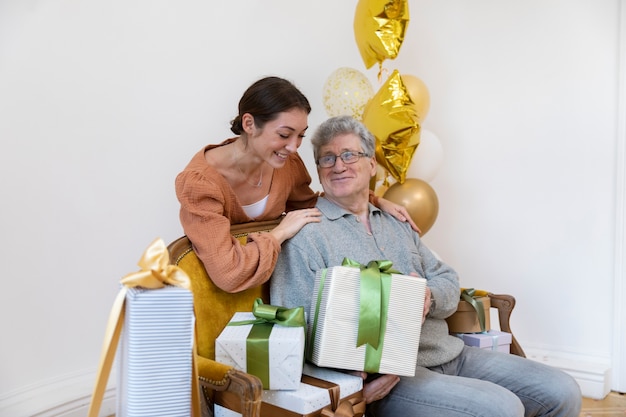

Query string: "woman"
[[176, 76, 417, 292]]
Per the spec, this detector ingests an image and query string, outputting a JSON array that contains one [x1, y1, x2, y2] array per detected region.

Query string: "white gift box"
[[116, 286, 194, 417], [302, 363, 363, 397], [308, 265, 426, 376], [214, 363, 363, 417], [216, 312, 305, 390]]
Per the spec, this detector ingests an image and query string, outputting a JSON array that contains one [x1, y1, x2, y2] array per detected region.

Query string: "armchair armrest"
[[488, 293, 526, 357], [196, 355, 263, 417]]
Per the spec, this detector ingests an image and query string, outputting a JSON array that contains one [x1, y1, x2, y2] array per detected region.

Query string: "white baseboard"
[[1, 348, 612, 415], [0, 369, 116, 417], [524, 347, 612, 400]]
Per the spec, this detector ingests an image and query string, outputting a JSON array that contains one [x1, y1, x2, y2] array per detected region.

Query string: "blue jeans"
[[366, 346, 581, 417]]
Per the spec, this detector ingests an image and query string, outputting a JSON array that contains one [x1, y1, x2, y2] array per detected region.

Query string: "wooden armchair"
[[167, 219, 282, 417], [167, 219, 525, 417], [486, 293, 526, 357]]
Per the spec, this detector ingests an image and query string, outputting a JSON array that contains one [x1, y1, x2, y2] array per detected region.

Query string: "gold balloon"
[[383, 178, 439, 235], [400, 74, 430, 123], [354, 0, 410, 69], [363, 69, 420, 184]]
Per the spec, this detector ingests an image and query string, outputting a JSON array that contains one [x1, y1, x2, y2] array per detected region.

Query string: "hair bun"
[[230, 116, 243, 135]]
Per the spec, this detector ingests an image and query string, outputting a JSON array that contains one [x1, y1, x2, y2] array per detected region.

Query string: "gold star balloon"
[[363, 69, 423, 184], [354, 0, 410, 69]]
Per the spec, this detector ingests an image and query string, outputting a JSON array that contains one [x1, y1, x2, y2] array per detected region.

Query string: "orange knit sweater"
[[175, 140, 318, 292]]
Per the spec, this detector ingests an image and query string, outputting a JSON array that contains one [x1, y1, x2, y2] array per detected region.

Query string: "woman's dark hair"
[[230, 76, 311, 135]]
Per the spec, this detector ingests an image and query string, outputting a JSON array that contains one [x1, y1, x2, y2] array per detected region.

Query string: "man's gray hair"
[[310, 116, 376, 161]]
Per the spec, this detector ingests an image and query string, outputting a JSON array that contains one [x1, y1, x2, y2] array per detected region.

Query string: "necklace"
[[238, 163, 263, 188], [232, 143, 263, 188]]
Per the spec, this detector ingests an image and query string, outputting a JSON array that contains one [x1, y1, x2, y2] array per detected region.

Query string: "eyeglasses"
[[316, 151, 370, 168]]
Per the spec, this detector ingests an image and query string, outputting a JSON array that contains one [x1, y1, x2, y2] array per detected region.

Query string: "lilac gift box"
[[455, 330, 512, 353]]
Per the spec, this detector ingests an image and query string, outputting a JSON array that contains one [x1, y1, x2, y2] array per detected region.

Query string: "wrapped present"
[[214, 363, 364, 417], [215, 299, 306, 390], [301, 363, 363, 396], [87, 238, 199, 417], [307, 258, 426, 376], [455, 330, 512, 353], [446, 288, 491, 333], [116, 286, 194, 416]]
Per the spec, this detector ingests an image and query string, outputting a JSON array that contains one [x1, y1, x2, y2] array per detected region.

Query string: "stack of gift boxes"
[[445, 292, 513, 353], [108, 255, 513, 417], [214, 306, 368, 417], [214, 261, 427, 417]]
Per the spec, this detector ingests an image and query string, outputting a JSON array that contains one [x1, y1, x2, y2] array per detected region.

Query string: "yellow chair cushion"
[[177, 248, 268, 361]]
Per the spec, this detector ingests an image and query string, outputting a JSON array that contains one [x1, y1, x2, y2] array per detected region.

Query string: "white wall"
[[402, 0, 618, 351], [0, 0, 622, 414]]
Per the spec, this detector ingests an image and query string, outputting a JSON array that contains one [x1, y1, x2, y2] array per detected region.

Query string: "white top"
[[242, 194, 269, 219]]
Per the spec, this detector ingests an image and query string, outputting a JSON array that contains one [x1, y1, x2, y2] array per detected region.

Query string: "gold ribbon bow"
[[303, 375, 366, 417], [321, 397, 367, 417], [87, 238, 199, 417], [120, 238, 191, 289]]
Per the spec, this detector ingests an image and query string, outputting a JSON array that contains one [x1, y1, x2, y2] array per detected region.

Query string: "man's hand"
[[348, 371, 400, 404], [423, 286, 432, 323], [363, 374, 400, 403], [410, 273, 432, 324]]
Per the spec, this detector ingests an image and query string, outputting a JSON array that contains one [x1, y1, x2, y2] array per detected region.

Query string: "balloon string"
[[375, 168, 391, 188], [377, 64, 389, 84], [382, 173, 390, 187]]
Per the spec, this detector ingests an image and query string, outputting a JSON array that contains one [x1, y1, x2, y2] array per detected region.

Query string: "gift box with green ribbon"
[[446, 288, 491, 334], [215, 299, 306, 390], [307, 258, 427, 377]]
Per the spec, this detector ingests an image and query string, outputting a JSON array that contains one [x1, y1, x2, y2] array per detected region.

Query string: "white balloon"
[[322, 67, 374, 119], [407, 129, 444, 182]]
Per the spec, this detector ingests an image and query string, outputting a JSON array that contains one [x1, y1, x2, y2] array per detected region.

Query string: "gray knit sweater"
[[270, 197, 465, 368]]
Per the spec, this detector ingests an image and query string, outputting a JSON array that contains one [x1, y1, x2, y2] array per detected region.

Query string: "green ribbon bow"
[[228, 298, 306, 328], [228, 298, 305, 388], [460, 288, 487, 333], [342, 258, 399, 350], [344, 258, 399, 373]]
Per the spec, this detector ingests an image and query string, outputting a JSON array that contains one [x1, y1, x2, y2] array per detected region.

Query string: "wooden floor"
[[580, 391, 626, 416], [108, 392, 626, 416]]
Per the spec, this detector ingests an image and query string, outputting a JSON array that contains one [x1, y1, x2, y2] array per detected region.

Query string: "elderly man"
[[270, 116, 581, 417]]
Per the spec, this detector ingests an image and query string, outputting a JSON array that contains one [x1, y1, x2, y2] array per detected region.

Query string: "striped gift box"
[[308, 265, 426, 376], [116, 285, 194, 417]]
